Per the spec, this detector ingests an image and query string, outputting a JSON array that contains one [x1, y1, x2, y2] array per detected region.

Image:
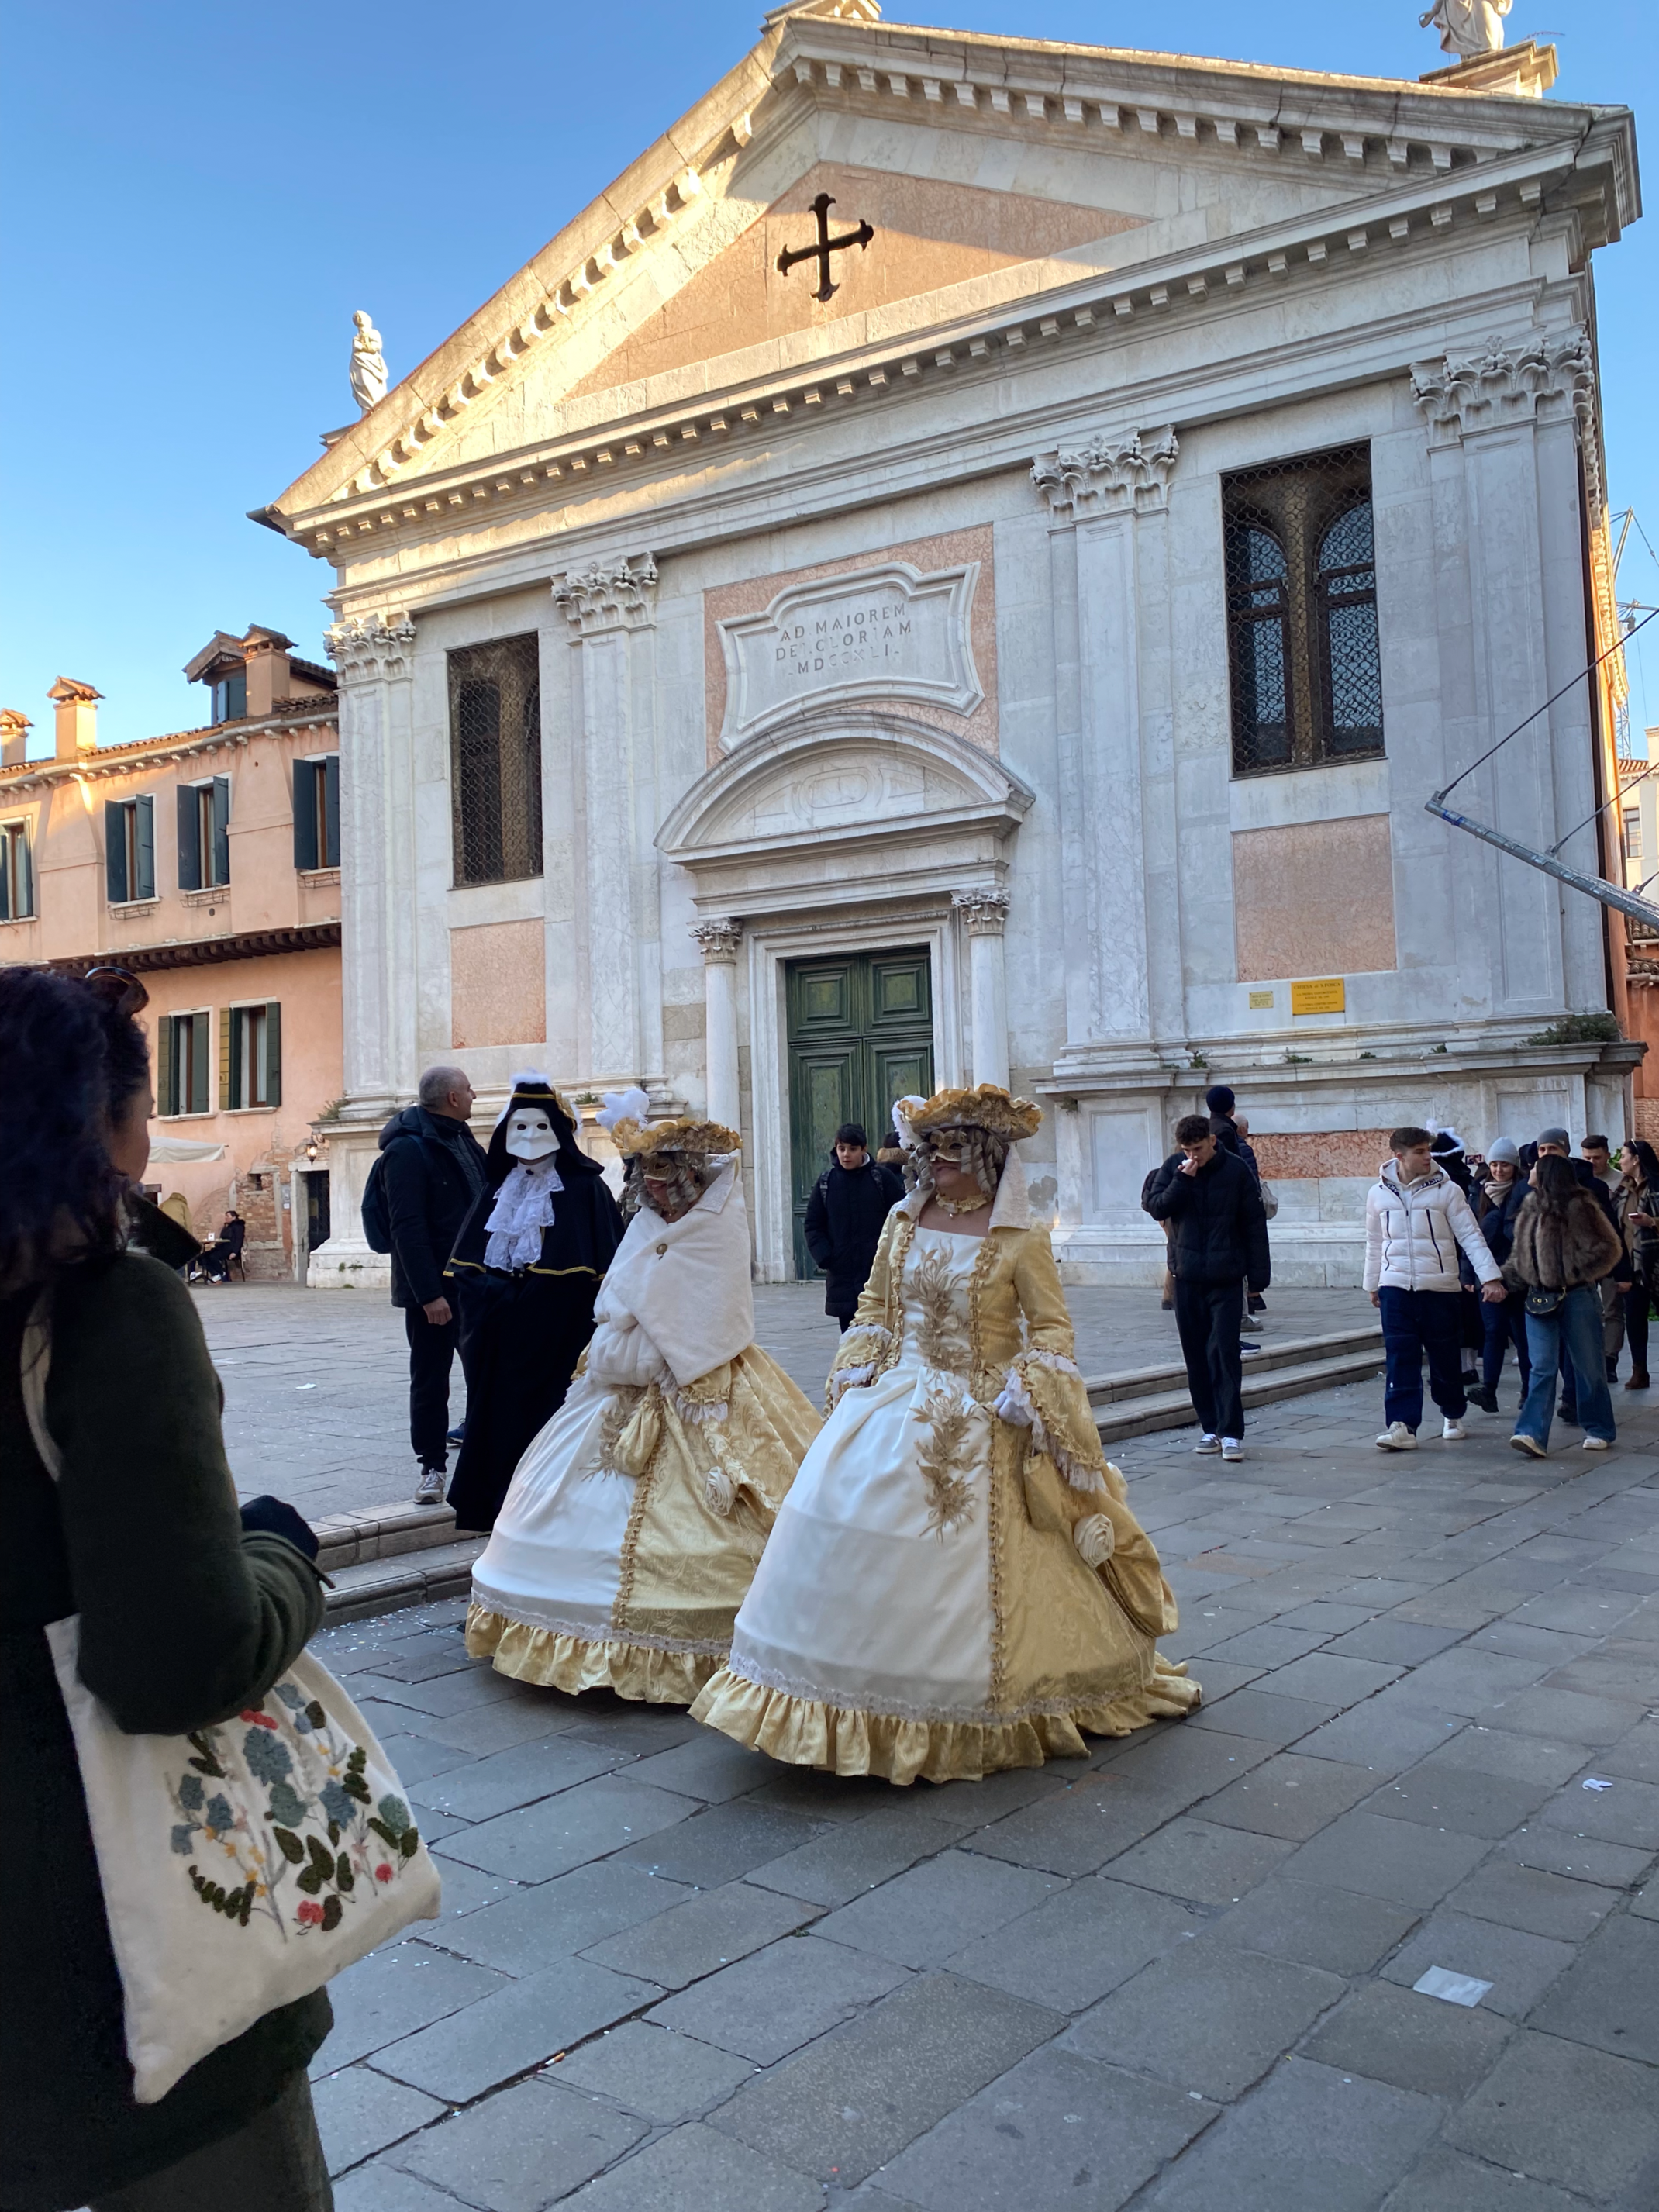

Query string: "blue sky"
[[4, 1, 1654, 751]]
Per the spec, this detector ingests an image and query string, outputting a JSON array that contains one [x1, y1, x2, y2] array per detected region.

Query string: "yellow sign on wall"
[[1291, 977, 1347, 1016], [1247, 989, 1274, 1009]]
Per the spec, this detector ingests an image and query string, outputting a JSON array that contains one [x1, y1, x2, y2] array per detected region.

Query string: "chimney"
[[241, 626, 295, 718], [0, 710, 31, 770], [47, 678, 101, 761]]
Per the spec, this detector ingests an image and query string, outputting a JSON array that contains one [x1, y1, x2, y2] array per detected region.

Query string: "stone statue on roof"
[[349, 310, 387, 414], [1419, 0, 1511, 56]]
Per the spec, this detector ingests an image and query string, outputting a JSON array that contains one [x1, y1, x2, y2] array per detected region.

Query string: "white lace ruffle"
[[992, 1368, 1036, 1427], [470, 1593, 729, 1658], [1011, 1354, 1105, 1492], [483, 1159, 564, 1272], [1023, 1348, 1083, 1379], [670, 1386, 730, 1427]]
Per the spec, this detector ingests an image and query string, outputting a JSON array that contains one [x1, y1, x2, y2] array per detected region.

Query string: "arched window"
[[1224, 521, 1292, 768], [1316, 501, 1383, 756], [1222, 444, 1385, 775], [448, 635, 543, 886]]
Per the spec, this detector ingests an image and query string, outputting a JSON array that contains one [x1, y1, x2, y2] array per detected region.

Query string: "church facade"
[[265, 3, 1640, 1286]]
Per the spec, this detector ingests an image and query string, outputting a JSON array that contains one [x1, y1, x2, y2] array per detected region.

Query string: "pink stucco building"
[[0, 626, 343, 1277]]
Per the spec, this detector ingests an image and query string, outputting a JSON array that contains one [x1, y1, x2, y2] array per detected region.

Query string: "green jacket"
[[0, 1252, 330, 2210]]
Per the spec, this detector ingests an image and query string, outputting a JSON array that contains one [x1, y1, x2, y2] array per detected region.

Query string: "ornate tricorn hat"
[[905, 1083, 1042, 1143], [612, 1116, 741, 1160]]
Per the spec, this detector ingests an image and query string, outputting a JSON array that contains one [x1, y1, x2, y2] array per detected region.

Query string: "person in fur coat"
[[1502, 1154, 1627, 1458]]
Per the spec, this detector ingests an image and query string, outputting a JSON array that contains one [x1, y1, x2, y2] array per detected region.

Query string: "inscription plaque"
[[716, 560, 982, 747]]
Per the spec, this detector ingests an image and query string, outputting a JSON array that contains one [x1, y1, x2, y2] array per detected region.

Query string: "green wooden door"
[[787, 948, 934, 1279]]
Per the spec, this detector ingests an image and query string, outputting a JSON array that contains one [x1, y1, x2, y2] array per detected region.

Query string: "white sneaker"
[[1582, 1434, 1612, 1451], [414, 1465, 447, 1505], [1221, 1439, 1244, 1462], [1375, 1423, 1418, 1451], [1442, 1418, 1467, 1441], [1509, 1432, 1547, 1459], [1195, 1434, 1222, 1455]]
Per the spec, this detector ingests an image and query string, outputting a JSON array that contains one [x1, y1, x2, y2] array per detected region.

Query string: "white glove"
[[992, 1370, 1035, 1427]]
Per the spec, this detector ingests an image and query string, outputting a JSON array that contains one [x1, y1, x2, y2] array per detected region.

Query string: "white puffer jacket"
[[1363, 1161, 1501, 1296]]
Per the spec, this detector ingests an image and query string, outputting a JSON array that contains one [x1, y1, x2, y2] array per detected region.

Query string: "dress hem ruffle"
[[466, 1604, 725, 1705], [689, 1653, 1201, 1785]]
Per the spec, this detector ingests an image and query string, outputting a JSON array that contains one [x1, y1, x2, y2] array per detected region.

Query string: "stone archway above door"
[[654, 707, 1033, 916]]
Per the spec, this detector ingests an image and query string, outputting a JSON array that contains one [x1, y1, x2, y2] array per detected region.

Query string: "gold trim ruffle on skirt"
[[466, 1605, 724, 1706], [688, 1652, 1201, 1786]]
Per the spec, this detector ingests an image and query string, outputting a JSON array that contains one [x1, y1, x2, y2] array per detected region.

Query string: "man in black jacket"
[[804, 1123, 905, 1330], [1147, 1113, 1271, 1462], [380, 1065, 487, 1501]]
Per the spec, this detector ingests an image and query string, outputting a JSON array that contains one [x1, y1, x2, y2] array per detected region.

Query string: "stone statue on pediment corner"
[[350, 310, 388, 415], [1419, 0, 1512, 57]]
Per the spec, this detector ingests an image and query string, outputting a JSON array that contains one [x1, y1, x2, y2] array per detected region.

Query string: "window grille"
[[0, 820, 33, 920], [1223, 443, 1384, 775], [448, 635, 543, 887]]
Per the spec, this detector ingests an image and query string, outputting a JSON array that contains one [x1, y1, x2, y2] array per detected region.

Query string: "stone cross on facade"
[[775, 192, 874, 303]]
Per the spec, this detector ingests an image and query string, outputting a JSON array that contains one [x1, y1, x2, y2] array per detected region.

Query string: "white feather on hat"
[[597, 1086, 650, 1134]]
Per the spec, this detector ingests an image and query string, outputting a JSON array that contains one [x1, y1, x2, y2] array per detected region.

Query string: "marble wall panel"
[[1233, 815, 1398, 985], [450, 919, 547, 1049]]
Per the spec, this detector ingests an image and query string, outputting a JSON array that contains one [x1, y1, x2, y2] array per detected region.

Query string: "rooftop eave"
[[0, 701, 339, 789], [277, 131, 1618, 563]]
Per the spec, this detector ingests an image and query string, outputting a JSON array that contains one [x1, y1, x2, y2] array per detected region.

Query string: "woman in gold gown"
[[694, 1085, 1199, 1782], [467, 1102, 820, 1703]]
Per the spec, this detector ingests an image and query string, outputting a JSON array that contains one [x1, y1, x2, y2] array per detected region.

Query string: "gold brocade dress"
[[692, 1211, 1199, 1782], [465, 1348, 821, 1703]]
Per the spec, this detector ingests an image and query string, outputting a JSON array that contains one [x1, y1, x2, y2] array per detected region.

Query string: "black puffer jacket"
[[378, 1106, 488, 1309], [1476, 1178, 1530, 1267], [1147, 1148, 1271, 1291], [803, 1156, 905, 1317]]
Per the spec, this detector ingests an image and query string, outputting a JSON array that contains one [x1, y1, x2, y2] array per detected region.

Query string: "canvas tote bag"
[[20, 1302, 441, 2105]]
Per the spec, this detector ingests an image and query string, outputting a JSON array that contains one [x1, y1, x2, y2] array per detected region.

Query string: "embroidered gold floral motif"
[[595, 1388, 640, 1478], [910, 1240, 968, 1372], [915, 1382, 976, 1537]]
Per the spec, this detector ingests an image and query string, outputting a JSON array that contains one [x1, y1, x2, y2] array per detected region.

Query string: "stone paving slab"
[[300, 1366, 1659, 2207]]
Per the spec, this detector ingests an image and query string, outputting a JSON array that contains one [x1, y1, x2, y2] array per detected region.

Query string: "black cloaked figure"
[[444, 1075, 625, 1531]]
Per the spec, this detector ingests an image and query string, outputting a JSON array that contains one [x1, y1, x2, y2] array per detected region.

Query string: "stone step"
[[313, 1501, 458, 1578], [325, 1536, 486, 1622], [1096, 1344, 1386, 1448], [1085, 1324, 1383, 1409]]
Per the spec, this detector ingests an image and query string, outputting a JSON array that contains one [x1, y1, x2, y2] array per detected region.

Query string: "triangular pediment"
[[267, 12, 1623, 528]]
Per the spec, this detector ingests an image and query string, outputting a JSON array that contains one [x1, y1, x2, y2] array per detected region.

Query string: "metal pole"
[[1426, 799, 1659, 933]]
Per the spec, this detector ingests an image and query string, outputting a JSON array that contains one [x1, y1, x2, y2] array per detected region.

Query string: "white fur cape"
[[592, 1158, 754, 1388]]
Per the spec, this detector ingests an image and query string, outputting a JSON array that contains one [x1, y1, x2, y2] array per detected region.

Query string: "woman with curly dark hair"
[[0, 966, 334, 2211]]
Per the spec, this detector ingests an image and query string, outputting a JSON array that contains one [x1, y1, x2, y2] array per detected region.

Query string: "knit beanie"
[[1205, 1084, 1236, 1116]]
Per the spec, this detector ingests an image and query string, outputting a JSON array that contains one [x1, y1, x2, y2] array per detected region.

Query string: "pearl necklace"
[[934, 1191, 991, 1216]]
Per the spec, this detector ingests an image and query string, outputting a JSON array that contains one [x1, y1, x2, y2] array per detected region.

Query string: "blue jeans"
[[1516, 1287, 1616, 1447], [1378, 1286, 1466, 1431]]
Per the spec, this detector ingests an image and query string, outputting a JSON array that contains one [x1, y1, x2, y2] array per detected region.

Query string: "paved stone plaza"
[[200, 1282, 1374, 1520], [296, 1372, 1659, 2212]]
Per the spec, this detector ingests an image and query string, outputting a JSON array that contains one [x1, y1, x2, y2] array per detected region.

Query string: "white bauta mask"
[[503, 1107, 559, 1161]]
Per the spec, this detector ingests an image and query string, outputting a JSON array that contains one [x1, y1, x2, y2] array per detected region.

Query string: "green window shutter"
[[177, 785, 201, 890], [133, 795, 156, 901], [18, 830, 31, 920], [0, 830, 9, 922], [191, 1012, 210, 1115], [155, 1016, 174, 1116], [265, 1001, 282, 1108], [219, 1007, 235, 1112], [323, 756, 340, 869], [105, 800, 128, 902], [292, 761, 318, 871], [211, 778, 230, 885]]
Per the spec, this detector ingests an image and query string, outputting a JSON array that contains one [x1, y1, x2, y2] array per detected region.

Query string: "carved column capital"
[[1410, 326, 1593, 447], [952, 885, 1011, 937], [324, 613, 416, 682], [691, 917, 743, 963], [1032, 425, 1178, 517], [552, 555, 660, 633]]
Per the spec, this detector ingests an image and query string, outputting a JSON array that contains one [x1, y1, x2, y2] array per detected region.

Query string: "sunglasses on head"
[[80, 965, 150, 1016]]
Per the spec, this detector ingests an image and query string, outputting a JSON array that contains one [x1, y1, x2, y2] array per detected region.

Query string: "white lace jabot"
[[483, 1160, 564, 1272]]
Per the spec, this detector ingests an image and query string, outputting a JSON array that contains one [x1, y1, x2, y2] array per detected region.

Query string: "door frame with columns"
[[657, 707, 1031, 1279]]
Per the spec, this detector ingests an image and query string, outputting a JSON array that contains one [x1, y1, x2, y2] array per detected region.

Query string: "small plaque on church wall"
[[1291, 977, 1346, 1015], [716, 560, 983, 747]]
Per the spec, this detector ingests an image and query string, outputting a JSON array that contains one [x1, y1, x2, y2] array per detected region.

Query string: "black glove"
[[240, 1494, 320, 1562]]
